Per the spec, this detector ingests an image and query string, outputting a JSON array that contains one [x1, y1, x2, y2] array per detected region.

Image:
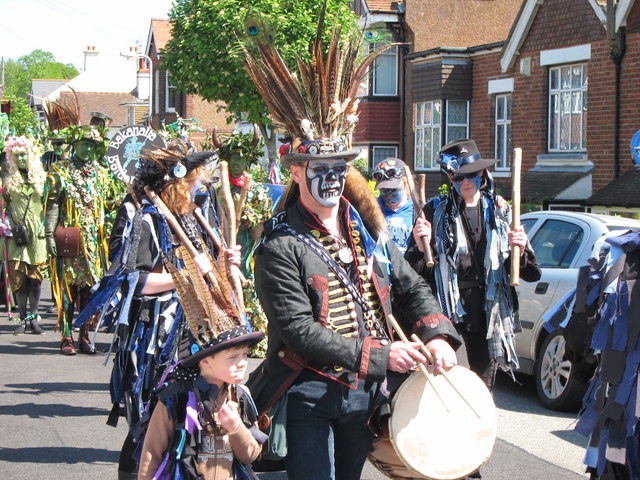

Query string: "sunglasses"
[[373, 167, 403, 182], [451, 171, 480, 183], [307, 164, 349, 176]]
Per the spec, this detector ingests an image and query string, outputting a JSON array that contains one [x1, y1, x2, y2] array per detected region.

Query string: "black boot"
[[27, 314, 45, 334], [13, 318, 26, 336]]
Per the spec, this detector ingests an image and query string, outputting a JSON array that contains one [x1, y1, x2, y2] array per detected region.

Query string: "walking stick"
[[217, 162, 246, 311], [403, 166, 434, 267], [510, 148, 522, 287]]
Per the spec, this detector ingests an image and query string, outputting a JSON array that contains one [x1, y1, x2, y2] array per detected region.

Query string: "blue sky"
[[0, 0, 174, 69]]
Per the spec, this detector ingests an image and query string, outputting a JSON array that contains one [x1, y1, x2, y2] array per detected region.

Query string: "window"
[[530, 219, 584, 268], [414, 101, 442, 170], [372, 45, 398, 96], [372, 146, 398, 168], [165, 71, 176, 113], [154, 70, 159, 115], [495, 94, 512, 169], [548, 63, 587, 152], [445, 100, 469, 143]]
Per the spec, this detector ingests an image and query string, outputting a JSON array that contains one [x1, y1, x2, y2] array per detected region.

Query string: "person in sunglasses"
[[406, 139, 540, 395], [373, 158, 414, 255], [40, 135, 68, 172]]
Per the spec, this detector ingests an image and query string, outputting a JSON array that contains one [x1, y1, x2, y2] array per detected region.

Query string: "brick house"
[[145, 19, 234, 145], [498, 0, 640, 216], [351, 0, 406, 168], [402, 0, 522, 198]]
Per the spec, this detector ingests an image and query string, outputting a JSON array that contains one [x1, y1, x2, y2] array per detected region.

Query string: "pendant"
[[338, 247, 354, 264]]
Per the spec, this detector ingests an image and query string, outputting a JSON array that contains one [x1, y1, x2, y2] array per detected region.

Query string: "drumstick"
[[387, 314, 450, 412], [402, 166, 434, 267], [510, 148, 522, 287], [411, 333, 482, 418]]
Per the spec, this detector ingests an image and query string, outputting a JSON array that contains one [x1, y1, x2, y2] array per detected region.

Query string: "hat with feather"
[[165, 237, 264, 368], [43, 89, 80, 142], [241, 1, 396, 168]]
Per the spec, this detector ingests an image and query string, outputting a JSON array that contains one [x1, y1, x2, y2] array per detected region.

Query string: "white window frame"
[[154, 70, 160, 115], [372, 145, 398, 168], [165, 71, 176, 113], [372, 45, 398, 96], [548, 63, 587, 152], [495, 94, 512, 170], [444, 100, 469, 144], [414, 101, 442, 171]]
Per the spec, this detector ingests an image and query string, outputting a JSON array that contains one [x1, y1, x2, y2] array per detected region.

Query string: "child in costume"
[[137, 325, 265, 480]]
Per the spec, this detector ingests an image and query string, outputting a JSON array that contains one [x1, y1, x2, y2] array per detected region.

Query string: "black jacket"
[[249, 200, 460, 414]]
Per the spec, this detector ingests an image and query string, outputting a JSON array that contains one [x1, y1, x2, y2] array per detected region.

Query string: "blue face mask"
[[379, 188, 404, 206], [452, 173, 482, 196], [191, 181, 204, 203]]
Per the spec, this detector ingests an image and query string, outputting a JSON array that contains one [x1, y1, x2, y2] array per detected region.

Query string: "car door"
[[514, 214, 591, 374]]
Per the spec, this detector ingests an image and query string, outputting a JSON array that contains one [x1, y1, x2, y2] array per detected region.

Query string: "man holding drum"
[[243, 4, 462, 479]]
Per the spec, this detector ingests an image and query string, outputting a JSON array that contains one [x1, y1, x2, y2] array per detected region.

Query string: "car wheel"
[[535, 330, 588, 411]]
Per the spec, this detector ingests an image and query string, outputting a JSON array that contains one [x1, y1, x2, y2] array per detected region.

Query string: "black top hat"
[[438, 139, 497, 175], [180, 324, 264, 368]]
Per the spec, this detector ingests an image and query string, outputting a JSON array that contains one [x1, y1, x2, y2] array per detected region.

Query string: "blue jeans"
[[285, 371, 377, 480]]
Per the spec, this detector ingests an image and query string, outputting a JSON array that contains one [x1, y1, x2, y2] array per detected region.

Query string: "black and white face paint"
[[305, 160, 348, 207]]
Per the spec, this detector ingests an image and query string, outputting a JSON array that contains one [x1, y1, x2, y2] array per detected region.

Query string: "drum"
[[369, 365, 497, 480]]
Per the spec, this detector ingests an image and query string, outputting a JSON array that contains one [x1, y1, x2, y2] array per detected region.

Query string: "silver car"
[[515, 211, 640, 410]]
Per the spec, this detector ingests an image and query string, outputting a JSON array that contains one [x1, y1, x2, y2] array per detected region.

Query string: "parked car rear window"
[[530, 219, 584, 268]]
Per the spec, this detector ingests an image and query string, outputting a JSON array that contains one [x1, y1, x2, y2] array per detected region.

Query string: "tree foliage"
[[3, 49, 78, 99], [164, 0, 358, 128], [3, 96, 40, 137]]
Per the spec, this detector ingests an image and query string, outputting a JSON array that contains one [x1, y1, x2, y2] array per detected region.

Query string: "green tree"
[[164, 0, 357, 160], [3, 95, 40, 137], [3, 49, 78, 99]]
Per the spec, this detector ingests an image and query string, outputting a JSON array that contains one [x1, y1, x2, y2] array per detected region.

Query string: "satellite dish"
[[630, 130, 640, 166]]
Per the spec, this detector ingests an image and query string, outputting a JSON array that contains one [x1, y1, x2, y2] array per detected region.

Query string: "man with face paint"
[[407, 140, 540, 383], [373, 158, 414, 255], [40, 135, 68, 172], [44, 126, 111, 355], [252, 144, 461, 480]]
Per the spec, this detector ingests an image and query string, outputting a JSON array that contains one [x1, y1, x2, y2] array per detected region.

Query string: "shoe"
[[13, 324, 25, 335], [60, 336, 77, 355], [28, 315, 45, 335], [79, 339, 96, 354]]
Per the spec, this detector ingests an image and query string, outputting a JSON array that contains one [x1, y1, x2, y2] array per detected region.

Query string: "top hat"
[[373, 158, 407, 189], [136, 146, 216, 192], [438, 139, 497, 175], [180, 324, 264, 368]]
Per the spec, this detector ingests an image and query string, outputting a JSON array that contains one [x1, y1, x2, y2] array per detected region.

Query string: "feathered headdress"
[[241, 0, 396, 167], [43, 89, 80, 140]]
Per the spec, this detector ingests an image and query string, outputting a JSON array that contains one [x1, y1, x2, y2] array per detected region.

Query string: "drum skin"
[[369, 365, 497, 480]]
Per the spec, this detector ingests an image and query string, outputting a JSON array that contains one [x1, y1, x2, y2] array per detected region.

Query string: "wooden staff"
[[217, 161, 245, 310], [194, 207, 249, 287], [234, 174, 252, 234], [510, 148, 522, 287], [403, 166, 434, 267], [417, 173, 427, 206]]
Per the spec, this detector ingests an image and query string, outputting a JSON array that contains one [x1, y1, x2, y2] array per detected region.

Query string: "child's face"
[[199, 345, 250, 386]]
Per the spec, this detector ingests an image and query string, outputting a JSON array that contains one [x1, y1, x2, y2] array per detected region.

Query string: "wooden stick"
[[194, 208, 249, 287], [411, 333, 481, 418], [418, 174, 427, 205], [217, 161, 245, 310], [403, 166, 434, 267], [386, 314, 449, 412], [234, 174, 252, 234], [510, 148, 522, 287]]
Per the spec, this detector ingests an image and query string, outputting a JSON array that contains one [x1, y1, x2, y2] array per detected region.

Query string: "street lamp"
[[120, 51, 153, 126]]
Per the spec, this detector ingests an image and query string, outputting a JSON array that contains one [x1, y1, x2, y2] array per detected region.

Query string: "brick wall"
[[354, 100, 402, 143]]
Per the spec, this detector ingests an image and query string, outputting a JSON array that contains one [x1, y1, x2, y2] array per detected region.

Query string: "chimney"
[[83, 45, 99, 72], [131, 45, 150, 101]]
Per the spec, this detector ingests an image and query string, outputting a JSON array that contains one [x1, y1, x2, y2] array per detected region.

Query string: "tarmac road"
[[0, 281, 590, 480]]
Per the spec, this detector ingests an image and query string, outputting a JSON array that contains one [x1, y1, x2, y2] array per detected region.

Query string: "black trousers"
[[454, 324, 498, 391]]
